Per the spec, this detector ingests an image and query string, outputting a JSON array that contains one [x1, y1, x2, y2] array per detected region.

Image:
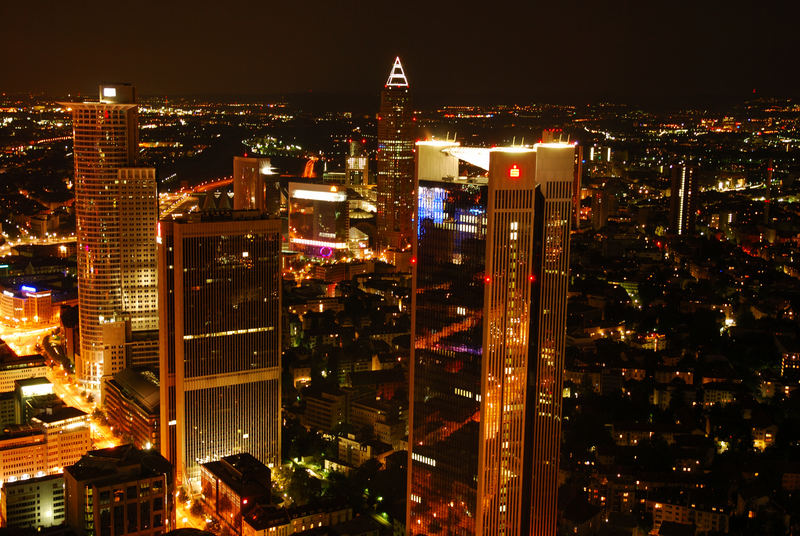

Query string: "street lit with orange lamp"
[[0, 322, 58, 356]]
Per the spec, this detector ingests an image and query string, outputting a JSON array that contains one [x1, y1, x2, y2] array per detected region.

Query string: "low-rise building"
[[303, 391, 348, 433], [14, 377, 56, 423], [242, 500, 352, 536], [102, 369, 159, 450], [337, 434, 391, 468], [0, 406, 91, 488], [0, 345, 48, 392], [64, 445, 174, 536], [0, 473, 65, 529], [701, 382, 737, 406], [647, 498, 730, 534], [200, 453, 272, 535], [348, 399, 406, 449], [31, 406, 92, 474], [0, 285, 59, 328], [0, 426, 48, 485]]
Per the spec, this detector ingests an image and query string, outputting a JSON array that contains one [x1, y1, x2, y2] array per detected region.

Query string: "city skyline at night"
[[4, 9, 800, 534]]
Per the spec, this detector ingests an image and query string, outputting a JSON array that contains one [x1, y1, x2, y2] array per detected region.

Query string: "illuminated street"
[[0, 322, 58, 356], [0, 234, 76, 257], [44, 363, 119, 449]]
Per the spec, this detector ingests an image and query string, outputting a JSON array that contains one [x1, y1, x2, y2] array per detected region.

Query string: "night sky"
[[2, 0, 798, 102]]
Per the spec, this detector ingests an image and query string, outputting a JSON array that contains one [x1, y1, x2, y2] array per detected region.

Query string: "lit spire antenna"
[[385, 57, 409, 88]]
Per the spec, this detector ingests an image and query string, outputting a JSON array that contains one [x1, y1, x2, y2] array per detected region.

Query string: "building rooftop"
[[1, 472, 64, 487], [0, 345, 46, 370], [201, 453, 271, 502], [31, 406, 87, 425], [0, 424, 44, 441], [106, 368, 159, 413], [65, 444, 172, 486], [244, 499, 350, 531], [168, 208, 272, 224]]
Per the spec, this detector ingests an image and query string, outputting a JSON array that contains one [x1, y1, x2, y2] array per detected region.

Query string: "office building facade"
[[0, 474, 65, 529], [102, 368, 160, 451], [0, 344, 48, 392], [376, 57, 415, 250], [346, 138, 369, 186], [158, 211, 281, 486], [62, 84, 158, 389], [408, 142, 574, 535], [669, 162, 697, 236], [64, 445, 174, 536], [288, 182, 350, 259], [0, 407, 90, 486], [233, 156, 279, 217]]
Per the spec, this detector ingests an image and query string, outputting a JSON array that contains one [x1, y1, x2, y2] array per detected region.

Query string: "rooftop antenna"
[[512, 136, 516, 146], [520, 137, 525, 146]]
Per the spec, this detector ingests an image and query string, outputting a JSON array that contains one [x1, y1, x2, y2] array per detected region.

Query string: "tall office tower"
[[346, 139, 369, 186], [233, 156, 279, 217], [408, 141, 574, 536], [669, 161, 697, 236], [573, 145, 583, 228], [764, 158, 775, 224], [376, 57, 415, 250], [158, 210, 281, 486], [62, 84, 158, 389], [591, 189, 617, 231]]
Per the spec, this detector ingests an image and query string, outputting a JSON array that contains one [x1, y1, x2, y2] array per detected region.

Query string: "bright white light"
[[63, 421, 86, 430], [385, 57, 409, 87], [444, 147, 491, 170], [290, 238, 348, 249], [291, 189, 346, 202], [103, 87, 117, 98]]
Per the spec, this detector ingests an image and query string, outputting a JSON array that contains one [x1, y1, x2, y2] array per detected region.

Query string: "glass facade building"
[[158, 211, 282, 486], [233, 156, 279, 218], [408, 143, 575, 536], [669, 162, 697, 236], [288, 182, 350, 259], [62, 85, 158, 389]]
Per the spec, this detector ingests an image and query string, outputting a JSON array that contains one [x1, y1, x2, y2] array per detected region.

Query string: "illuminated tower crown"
[[385, 56, 409, 87]]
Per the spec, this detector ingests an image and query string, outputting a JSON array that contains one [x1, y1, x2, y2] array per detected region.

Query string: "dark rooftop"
[[201, 453, 271, 502], [65, 444, 172, 486], [31, 406, 87, 425], [0, 424, 44, 440], [106, 368, 159, 413]]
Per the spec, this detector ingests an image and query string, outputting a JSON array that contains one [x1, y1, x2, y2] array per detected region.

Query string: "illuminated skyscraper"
[[288, 182, 350, 259], [408, 141, 574, 536], [62, 84, 158, 389], [158, 210, 281, 486], [346, 138, 369, 186], [233, 156, 279, 217], [376, 57, 415, 250], [669, 161, 697, 236]]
